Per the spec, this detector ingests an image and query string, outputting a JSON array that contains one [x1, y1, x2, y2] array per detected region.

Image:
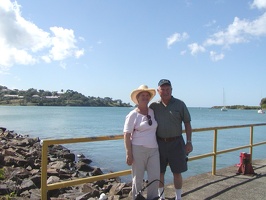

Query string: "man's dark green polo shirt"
[[150, 96, 191, 138]]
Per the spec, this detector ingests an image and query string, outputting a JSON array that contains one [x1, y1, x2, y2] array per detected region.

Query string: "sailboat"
[[258, 107, 265, 114], [221, 88, 228, 111]]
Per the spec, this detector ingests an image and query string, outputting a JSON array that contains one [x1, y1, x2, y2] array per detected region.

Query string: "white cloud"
[[251, 0, 266, 9], [49, 27, 82, 61], [204, 13, 266, 47], [210, 51, 224, 61], [0, 0, 84, 70], [41, 55, 51, 63], [188, 43, 206, 55], [167, 32, 189, 48], [245, 12, 266, 35], [75, 50, 85, 58]]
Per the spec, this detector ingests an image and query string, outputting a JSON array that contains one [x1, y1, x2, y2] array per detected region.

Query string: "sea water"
[[0, 106, 266, 183]]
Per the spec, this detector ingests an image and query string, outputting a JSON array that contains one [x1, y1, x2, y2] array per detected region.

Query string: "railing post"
[[212, 129, 218, 175], [41, 141, 48, 200], [249, 126, 254, 162]]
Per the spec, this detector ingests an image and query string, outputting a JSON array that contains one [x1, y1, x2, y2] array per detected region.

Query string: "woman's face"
[[137, 91, 151, 105]]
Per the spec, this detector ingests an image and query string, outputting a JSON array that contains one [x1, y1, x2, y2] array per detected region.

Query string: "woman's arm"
[[124, 132, 133, 165]]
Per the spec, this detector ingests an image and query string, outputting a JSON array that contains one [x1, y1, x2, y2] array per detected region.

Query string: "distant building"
[[45, 96, 59, 99], [3, 95, 24, 99]]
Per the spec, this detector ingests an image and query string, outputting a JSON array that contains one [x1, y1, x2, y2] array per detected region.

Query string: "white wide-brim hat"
[[130, 85, 156, 105]]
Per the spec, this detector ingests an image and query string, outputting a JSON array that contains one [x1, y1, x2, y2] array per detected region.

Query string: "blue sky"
[[0, 0, 266, 107]]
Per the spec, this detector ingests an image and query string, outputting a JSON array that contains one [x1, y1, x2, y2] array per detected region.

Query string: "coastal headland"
[[0, 85, 132, 107]]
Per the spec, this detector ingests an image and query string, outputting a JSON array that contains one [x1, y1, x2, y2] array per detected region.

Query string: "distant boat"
[[258, 109, 265, 114], [221, 88, 228, 111], [221, 106, 228, 111]]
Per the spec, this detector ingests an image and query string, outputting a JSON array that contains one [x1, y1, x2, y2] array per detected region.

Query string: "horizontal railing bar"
[[216, 145, 251, 155], [253, 141, 266, 147], [189, 123, 266, 133], [47, 170, 132, 190], [188, 141, 266, 162], [188, 153, 214, 161], [216, 141, 266, 155], [43, 135, 124, 145]]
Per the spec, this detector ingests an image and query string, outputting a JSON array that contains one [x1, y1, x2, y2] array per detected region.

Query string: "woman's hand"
[[126, 153, 133, 166]]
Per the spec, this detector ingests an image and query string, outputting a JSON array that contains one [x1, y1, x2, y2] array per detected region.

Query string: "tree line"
[[261, 98, 266, 108], [0, 85, 131, 107]]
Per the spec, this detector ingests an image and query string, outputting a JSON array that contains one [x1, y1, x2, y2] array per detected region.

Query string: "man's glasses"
[[147, 115, 152, 126]]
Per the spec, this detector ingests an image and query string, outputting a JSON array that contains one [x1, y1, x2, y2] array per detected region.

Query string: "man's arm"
[[184, 122, 193, 153]]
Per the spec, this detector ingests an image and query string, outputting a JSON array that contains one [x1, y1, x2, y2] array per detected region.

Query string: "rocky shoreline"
[[0, 128, 132, 200]]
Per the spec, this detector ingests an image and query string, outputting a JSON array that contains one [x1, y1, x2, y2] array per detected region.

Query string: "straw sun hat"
[[130, 85, 156, 105]]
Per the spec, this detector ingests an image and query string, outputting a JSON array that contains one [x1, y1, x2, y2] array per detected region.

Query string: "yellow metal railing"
[[41, 123, 266, 199]]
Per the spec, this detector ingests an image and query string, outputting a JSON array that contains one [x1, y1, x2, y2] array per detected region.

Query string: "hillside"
[[0, 85, 131, 107]]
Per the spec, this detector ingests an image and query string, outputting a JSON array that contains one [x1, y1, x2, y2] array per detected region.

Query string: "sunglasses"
[[147, 115, 152, 126]]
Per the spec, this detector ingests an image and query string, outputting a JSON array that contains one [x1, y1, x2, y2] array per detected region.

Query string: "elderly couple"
[[123, 79, 193, 200]]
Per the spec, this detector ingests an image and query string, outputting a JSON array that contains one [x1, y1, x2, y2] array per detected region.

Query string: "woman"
[[123, 85, 160, 200]]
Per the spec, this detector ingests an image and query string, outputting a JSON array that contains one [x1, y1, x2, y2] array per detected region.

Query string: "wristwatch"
[[187, 140, 192, 143]]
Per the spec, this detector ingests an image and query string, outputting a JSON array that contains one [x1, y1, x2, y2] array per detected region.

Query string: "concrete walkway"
[[163, 159, 266, 200]]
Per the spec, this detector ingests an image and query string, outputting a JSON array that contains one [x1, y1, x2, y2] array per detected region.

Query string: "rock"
[[20, 189, 30, 198], [4, 156, 28, 167], [29, 175, 41, 188], [47, 176, 60, 184], [0, 154, 4, 165], [93, 180, 106, 188], [0, 127, 6, 133], [99, 193, 108, 200], [29, 188, 41, 199], [61, 152, 75, 161], [91, 167, 104, 176], [20, 179, 37, 193], [0, 184, 10, 195], [79, 157, 92, 164], [76, 161, 95, 172], [77, 153, 85, 158], [109, 182, 126, 196], [48, 160, 68, 169]]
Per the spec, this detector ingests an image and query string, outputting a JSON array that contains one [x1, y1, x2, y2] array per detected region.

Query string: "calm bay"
[[0, 106, 265, 183]]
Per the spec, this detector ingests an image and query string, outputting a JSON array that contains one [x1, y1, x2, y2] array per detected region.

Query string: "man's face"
[[157, 84, 172, 100]]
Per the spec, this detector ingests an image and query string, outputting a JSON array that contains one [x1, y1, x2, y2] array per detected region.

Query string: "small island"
[[211, 105, 263, 110]]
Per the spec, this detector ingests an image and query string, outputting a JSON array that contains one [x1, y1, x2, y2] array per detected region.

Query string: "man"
[[150, 79, 193, 200]]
